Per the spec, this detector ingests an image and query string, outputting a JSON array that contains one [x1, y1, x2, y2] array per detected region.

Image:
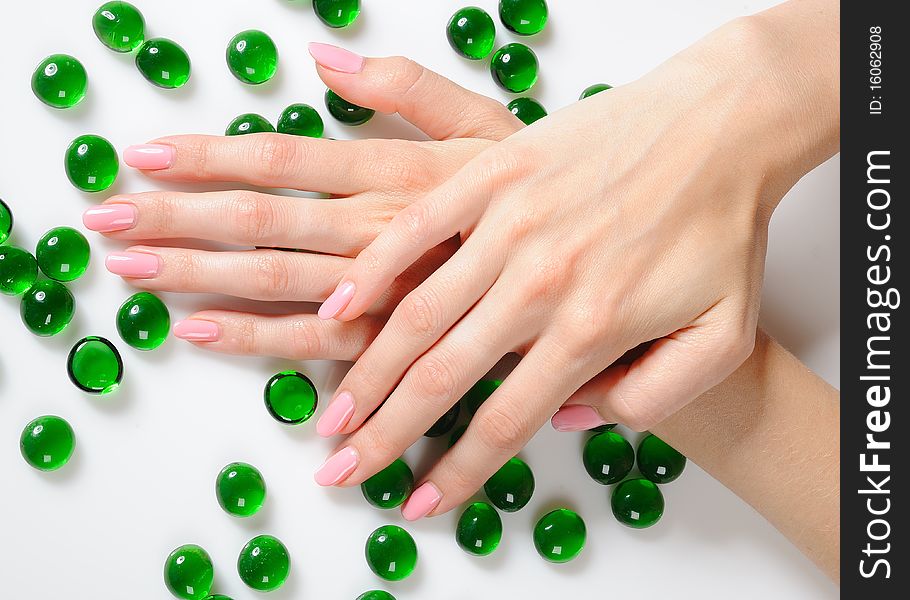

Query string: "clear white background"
[[0, 1, 839, 598]]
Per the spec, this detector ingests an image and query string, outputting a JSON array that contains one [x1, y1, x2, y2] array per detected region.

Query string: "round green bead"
[[237, 535, 290, 591], [507, 97, 546, 125], [36, 227, 90, 282], [31, 54, 87, 109], [117, 291, 170, 350], [0, 198, 12, 245], [582, 431, 634, 485], [446, 7, 496, 60], [325, 89, 374, 126], [226, 113, 275, 136], [580, 83, 612, 100], [204, 596, 233, 600], [164, 544, 214, 600], [356, 592, 395, 600], [456, 502, 502, 556], [0, 246, 38, 296], [21, 280, 74, 337], [93, 1, 145, 52], [226, 30, 278, 85], [264, 371, 318, 424], [611, 477, 665, 528], [67, 336, 124, 394], [136, 38, 191, 89], [277, 103, 324, 138], [65, 134, 119, 193], [589, 423, 616, 433], [499, 0, 548, 36], [462, 379, 501, 415], [365, 525, 417, 582], [425, 401, 460, 438], [491, 43, 538, 93], [484, 457, 534, 512], [448, 423, 467, 448], [313, 0, 360, 28], [361, 458, 413, 509], [637, 433, 687, 484], [533, 508, 586, 563], [19, 415, 75, 471], [216, 462, 266, 517]]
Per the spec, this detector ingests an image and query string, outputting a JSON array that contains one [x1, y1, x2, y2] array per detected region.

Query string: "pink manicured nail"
[[173, 320, 221, 342], [105, 252, 160, 278], [314, 447, 360, 486], [318, 281, 356, 320], [83, 204, 137, 232], [316, 391, 355, 437], [402, 482, 442, 521], [123, 144, 174, 170], [308, 42, 365, 74], [551, 405, 607, 432]]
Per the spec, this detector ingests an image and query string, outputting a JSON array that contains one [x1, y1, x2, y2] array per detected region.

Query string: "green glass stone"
[[325, 89, 374, 126], [226, 30, 278, 85], [507, 97, 546, 125], [448, 424, 467, 448], [589, 423, 616, 433], [365, 525, 417, 582], [226, 113, 275, 136], [361, 458, 414, 509], [499, 0, 548, 35], [216, 462, 266, 517], [136, 38, 191, 89], [164, 544, 214, 600], [462, 379, 501, 415], [425, 401, 460, 438], [65, 134, 119, 193], [582, 431, 634, 485], [204, 596, 233, 600], [0, 246, 38, 296], [21, 280, 75, 337], [313, 0, 361, 28], [117, 291, 170, 350], [356, 592, 395, 600], [0, 198, 12, 245], [533, 508, 586, 563], [456, 501, 502, 556], [611, 477, 665, 528], [446, 7, 496, 60], [36, 227, 90, 282], [93, 1, 145, 52], [637, 433, 687, 484], [277, 103, 324, 138], [19, 415, 75, 471], [491, 43, 538, 93], [237, 535, 290, 591], [67, 336, 124, 394], [31, 54, 87, 109], [484, 457, 534, 512], [264, 371, 318, 424], [580, 83, 612, 100]]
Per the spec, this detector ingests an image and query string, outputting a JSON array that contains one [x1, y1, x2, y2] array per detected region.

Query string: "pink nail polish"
[[314, 447, 360, 486], [173, 320, 221, 342], [402, 482, 442, 521], [123, 144, 174, 170], [83, 204, 137, 232], [318, 281, 356, 320], [105, 252, 160, 278], [551, 405, 607, 432], [308, 42, 365, 74], [316, 391, 355, 437]]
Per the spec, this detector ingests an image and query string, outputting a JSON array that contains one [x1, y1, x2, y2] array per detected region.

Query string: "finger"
[[308, 44, 522, 141]]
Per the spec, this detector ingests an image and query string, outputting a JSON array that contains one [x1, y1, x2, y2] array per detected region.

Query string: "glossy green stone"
[[611, 477, 665, 528], [0, 246, 37, 296], [67, 336, 124, 394], [237, 535, 290, 591], [0, 198, 12, 245], [356, 592, 395, 600], [448, 424, 467, 448], [462, 379, 501, 415], [637, 433, 687, 484], [36, 227, 90, 282], [499, 0, 548, 35], [117, 292, 170, 350], [21, 280, 74, 336], [580, 83, 612, 99], [264, 371, 318, 424], [93, 1, 145, 52], [361, 458, 413, 509], [65, 134, 119, 193], [216, 462, 266, 517], [31, 54, 87, 109], [277, 103, 324, 137], [446, 7, 496, 60], [425, 401, 460, 438], [491, 43, 538, 93], [507, 97, 546, 125], [136, 38, 191, 89], [164, 544, 214, 600], [582, 431, 634, 485], [533, 508, 586, 563], [204, 596, 233, 600], [226, 30, 278, 85], [484, 457, 534, 512], [325, 89, 374, 126], [226, 113, 275, 136], [456, 501, 502, 556], [20, 415, 75, 471], [589, 423, 616, 433], [313, 0, 360, 28], [365, 525, 417, 581]]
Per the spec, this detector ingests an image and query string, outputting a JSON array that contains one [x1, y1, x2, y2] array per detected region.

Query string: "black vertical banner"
[[841, 1, 906, 596]]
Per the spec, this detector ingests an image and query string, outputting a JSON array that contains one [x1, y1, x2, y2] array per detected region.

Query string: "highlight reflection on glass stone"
[[491, 43, 538, 93], [164, 544, 214, 600], [446, 7, 496, 60], [456, 502, 502, 556], [226, 30, 278, 85], [499, 0, 549, 36], [425, 401, 460, 437], [31, 54, 87, 109], [533, 508, 586, 563], [216, 462, 266, 517], [65, 134, 119, 193], [637, 433, 687, 484], [226, 113, 275, 136], [137, 38, 191, 89], [580, 83, 612, 99], [21, 280, 75, 336], [264, 371, 318, 424], [0, 198, 13, 245], [325, 89, 375, 125], [583, 431, 634, 485], [67, 336, 124, 394], [36, 227, 90, 282], [20, 415, 75, 471], [237, 535, 290, 591], [356, 592, 396, 600], [361, 458, 414, 509], [277, 103, 324, 137], [611, 477, 665, 528], [507, 97, 546, 125], [93, 1, 145, 52], [365, 525, 418, 581], [313, 0, 361, 28], [484, 457, 534, 512], [117, 291, 170, 350], [0, 246, 38, 296]]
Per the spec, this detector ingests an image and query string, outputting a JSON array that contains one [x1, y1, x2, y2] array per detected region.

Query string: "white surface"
[[0, 1, 838, 598]]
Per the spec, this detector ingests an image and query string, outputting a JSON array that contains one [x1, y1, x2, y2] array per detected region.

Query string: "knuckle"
[[357, 427, 398, 464], [390, 56, 428, 98], [410, 356, 458, 402], [251, 135, 299, 180], [288, 318, 324, 359], [180, 137, 213, 178], [141, 192, 176, 233], [167, 250, 202, 288], [250, 253, 294, 299], [522, 254, 569, 301], [607, 396, 654, 432], [398, 288, 443, 338], [476, 405, 527, 453], [438, 454, 478, 495], [230, 192, 277, 244], [395, 201, 434, 246], [235, 316, 260, 355]]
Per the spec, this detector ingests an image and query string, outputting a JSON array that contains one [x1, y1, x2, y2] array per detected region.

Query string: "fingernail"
[[551, 405, 607, 432], [318, 281, 355, 320], [316, 391, 355, 437], [308, 42, 365, 74], [83, 204, 137, 232], [123, 144, 174, 170], [314, 447, 360, 486], [105, 251, 160, 278], [173, 320, 221, 342], [402, 482, 442, 521]]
